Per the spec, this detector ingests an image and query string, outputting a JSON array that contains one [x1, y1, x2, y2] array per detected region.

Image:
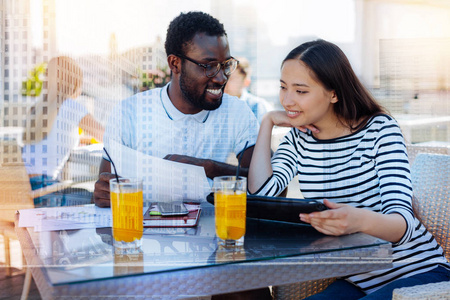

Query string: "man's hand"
[[93, 172, 117, 207], [164, 154, 218, 178], [164, 154, 245, 179], [164, 154, 207, 167]]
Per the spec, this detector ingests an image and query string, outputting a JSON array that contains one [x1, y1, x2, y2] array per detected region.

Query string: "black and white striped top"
[[256, 114, 449, 294]]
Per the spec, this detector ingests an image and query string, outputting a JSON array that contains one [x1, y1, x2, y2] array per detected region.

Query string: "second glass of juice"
[[110, 178, 143, 252], [213, 176, 247, 247]]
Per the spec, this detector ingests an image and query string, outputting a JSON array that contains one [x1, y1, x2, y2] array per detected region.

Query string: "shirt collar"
[[160, 83, 210, 123], [240, 89, 250, 101]]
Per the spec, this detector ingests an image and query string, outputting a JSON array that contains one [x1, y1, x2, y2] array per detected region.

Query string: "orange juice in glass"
[[213, 176, 247, 247], [110, 178, 143, 251]]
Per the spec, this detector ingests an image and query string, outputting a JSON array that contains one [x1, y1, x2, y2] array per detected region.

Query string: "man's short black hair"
[[165, 11, 226, 57]]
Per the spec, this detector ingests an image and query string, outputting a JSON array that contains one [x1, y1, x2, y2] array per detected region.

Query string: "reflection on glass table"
[[16, 202, 392, 298]]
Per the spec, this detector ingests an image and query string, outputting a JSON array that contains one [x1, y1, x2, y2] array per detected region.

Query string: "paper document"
[[107, 140, 211, 204], [18, 205, 113, 232]]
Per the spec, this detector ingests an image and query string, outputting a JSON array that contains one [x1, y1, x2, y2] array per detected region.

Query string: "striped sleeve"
[[373, 118, 414, 245], [255, 129, 299, 196]]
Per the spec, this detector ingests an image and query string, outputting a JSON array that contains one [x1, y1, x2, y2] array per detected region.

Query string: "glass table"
[[15, 203, 392, 299]]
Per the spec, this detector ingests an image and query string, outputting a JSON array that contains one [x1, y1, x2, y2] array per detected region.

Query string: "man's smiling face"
[[179, 33, 230, 111]]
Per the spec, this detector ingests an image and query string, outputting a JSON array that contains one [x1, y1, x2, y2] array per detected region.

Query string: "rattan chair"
[[392, 153, 450, 299], [392, 281, 450, 300], [406, 144, 450, 165], [272, 278, 336, 299]]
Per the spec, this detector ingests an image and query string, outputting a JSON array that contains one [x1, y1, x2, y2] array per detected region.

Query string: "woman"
[[22, 56, 103, 205], [248, 40, 449, 299]]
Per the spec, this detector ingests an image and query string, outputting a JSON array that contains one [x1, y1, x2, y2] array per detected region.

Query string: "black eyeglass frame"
[[176, 54, 239, 78]]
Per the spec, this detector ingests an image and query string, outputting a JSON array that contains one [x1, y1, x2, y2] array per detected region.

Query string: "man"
[[224, 56, 273, 123], [93, 12, 259, 208], [94, 13, 273, 298]]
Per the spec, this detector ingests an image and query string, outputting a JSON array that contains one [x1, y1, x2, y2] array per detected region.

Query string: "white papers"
[[18, 205, 113, 232], [107, 140, 211, 205]]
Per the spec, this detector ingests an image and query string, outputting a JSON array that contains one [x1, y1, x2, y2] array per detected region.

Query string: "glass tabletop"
[[27, 203, 389, 286]]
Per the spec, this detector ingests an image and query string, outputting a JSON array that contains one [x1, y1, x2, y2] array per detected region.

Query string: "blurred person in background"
[[22, 56, 104, 207], [224, 56, 273, 123]]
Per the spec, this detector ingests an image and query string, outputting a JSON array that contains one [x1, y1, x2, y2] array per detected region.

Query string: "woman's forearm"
[[359, 209, 407, 243], [248, 113, 276, 193]]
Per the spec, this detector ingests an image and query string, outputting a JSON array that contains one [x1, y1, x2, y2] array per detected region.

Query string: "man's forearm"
[[204, 159, 248, 179]]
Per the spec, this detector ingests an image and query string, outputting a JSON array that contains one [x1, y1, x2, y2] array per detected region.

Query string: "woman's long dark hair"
[[283, 39, 385, 131]]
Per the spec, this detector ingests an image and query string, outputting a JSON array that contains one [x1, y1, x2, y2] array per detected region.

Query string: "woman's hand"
[[268, 111, 319, 133], [300, 199, 407, 243], [299, 199, 363, 236]]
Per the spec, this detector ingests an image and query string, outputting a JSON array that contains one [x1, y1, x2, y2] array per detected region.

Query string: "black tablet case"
[[206, 193, 327, 224]]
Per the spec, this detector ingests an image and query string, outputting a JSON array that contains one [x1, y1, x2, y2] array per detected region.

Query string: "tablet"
[[206, 193, 327, 224]]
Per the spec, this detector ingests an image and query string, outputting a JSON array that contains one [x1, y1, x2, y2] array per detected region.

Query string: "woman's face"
[[279, 59, 337, 129]]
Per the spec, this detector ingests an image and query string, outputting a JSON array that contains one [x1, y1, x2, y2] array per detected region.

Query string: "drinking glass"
[[213, 176, 247, 247], [110, 178, 143, 252]]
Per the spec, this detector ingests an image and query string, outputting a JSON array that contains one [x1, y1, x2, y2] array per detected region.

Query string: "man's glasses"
[[176, 54, 239, 78]]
